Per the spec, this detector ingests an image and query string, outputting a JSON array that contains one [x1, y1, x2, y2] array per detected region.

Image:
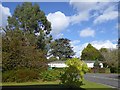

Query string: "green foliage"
[[50, 38, 75, 60], [81, 43, 104, 61], [6, 2, 52, 51], [2, 30, 47, 72], [2, 70, 16, 82], [88, 68, 110, 73], [2, 69, 39, 82], [48, 56, 58, 62], [60, 58, 89, 88], [15, 69, 39, 82], [40, 69, 63, 81], [2, 2, 53, 82], [7, 2, 51, 34], [94, 60, 101, 68], [100, 49, 118, 73]]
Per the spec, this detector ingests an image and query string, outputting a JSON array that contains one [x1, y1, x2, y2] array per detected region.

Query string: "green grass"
[[81, 80, 116, 90], [1, 80, 116, 90], [1, 80, 60, 86]]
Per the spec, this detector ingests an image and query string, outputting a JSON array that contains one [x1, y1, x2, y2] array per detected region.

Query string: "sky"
[[1, 0, 119, 57]]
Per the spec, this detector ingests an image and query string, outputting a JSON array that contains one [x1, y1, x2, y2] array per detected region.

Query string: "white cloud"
[[69, 12, 89, 24], [69, 0, 119, 2], [70, 40, 88, 57], [93, 3, 118, 24], [47, 2, 118, 36], [54, 33, 64, 39], [70, 0, 118, 25], [94, 11, 118, 24], [91, 40, 117, 49], [70, 40, 80, 45], [80, 28, 95, 37], [71, 40, 117, 57], [47, 11, 69, 35], [0, 3, 11, 27]]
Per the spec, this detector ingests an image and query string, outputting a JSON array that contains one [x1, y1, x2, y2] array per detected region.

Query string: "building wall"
[[48, 62, 103, 68], [48, 63, 67, 68], [86, 63, 103, 68]]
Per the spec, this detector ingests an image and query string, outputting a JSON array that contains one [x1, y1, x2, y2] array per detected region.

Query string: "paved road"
[[84, 73, 120, 89]]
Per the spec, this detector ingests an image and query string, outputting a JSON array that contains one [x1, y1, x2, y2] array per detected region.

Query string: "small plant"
[[40, 69, 62, 81], [60, 58, 88, 88], [2, 68, 39, 82]]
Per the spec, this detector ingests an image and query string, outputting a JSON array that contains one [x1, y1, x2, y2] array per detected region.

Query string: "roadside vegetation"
[[1, 2, 119, 89]]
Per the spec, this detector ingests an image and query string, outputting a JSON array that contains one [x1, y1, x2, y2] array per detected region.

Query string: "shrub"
[[40, 69, 62, 81], [2, 68, 39, 82], [2, 70, 16, 82], [15, 68, 39, 82], [60, 58, 89, 88]]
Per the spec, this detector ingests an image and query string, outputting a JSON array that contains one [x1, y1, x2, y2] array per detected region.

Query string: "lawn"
[[1, 80, 117, 90], [81, 80, 116, 90]]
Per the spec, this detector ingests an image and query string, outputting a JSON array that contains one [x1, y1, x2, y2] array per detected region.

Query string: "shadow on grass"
[[2, 84, 86, 90]]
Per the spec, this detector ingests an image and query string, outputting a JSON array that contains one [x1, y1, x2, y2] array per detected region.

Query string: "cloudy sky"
[[1, 0, 119, 57]]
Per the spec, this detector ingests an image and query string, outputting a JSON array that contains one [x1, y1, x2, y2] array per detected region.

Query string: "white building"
[[84, 61, 103, 68], [48, 61, 67, 68], [48, 60, 103, 68]]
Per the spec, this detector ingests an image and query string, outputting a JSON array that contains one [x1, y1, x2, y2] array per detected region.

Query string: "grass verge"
[[1, 80, 117, 90], [81, 80, 116, 90]]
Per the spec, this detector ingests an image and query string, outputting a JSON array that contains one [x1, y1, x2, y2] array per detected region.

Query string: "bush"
[[15, 68, 39, 82], [2, 68, 40, 82], [40, 69, 62, 81], [2, 70, 16, 82], [60, 58, 89, 88], [88, 68, 110, 73]]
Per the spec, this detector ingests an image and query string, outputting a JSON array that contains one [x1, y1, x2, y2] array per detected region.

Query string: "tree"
[[99, 48, 108, 67], [6, 2, 52, 51], [50, 38, 75, 60], [81, 43, 104, 61], [2, 2, 52, 82], [100, 49, 118, 73], [2, 30, 47, 72], [94, 60, 101, 68], [60, 58, 88, 88]]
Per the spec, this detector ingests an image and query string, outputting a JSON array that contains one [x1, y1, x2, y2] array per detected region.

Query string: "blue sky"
[[1, 1, 119, 57]]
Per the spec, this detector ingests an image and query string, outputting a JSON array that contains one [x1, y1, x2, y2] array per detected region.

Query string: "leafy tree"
[[48, 56, 58, 62], [99, 48, 108, 67], [7, 2, 51, 34], [100, 49, 118, 73], [94, 60, 101, 68], [60, 58, 88, 88], [2, 30, 47, 72], [6, 2, 52, 51], [50, 38, 75, 60], [99, 48, 108, 53], [2, 2, 52, 82], [81, 43, 104, 61]]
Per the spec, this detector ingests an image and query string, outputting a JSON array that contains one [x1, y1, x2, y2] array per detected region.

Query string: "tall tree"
[[99, 48, 108, 67], [6, 2, 52, 51], [49, 38, 75, 60], [81, 43, 104, 61], [2, 30, 47, 72], [7, 2, 51, 34], [100, 48, 118, 73]]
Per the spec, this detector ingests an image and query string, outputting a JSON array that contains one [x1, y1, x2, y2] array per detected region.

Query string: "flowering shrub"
[[60, 58, 88, 88]]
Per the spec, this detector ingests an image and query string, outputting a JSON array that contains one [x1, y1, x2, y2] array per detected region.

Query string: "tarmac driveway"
[[84, 73, 120, 89]]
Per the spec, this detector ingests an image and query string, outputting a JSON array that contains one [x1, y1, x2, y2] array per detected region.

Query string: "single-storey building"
[[48, 60, 103, 68], [48, 61, 67, 68], [83, 61, 103, 68]]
